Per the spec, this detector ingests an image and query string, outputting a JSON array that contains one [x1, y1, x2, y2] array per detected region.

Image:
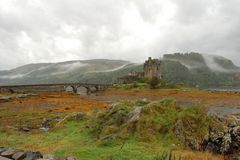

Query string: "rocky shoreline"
[[0, 147, 75, 160]]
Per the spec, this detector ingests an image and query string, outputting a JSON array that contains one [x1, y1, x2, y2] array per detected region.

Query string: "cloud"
[[0, 0, 240, 70]]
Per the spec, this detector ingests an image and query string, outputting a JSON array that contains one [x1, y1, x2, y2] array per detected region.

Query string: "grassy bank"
[[0, 98, 224, 160], [0, 121, 223, 160]]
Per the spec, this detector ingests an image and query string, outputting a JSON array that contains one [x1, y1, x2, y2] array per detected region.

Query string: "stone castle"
[[144, 57, 162, 79], [117, 57, 162, 83]]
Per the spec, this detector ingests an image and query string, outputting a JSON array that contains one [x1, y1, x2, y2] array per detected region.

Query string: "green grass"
[[113, 83, 148, 89], [113, 81, 195, 90], [0, 120, 173, 160], [0, 98, 222, 160]]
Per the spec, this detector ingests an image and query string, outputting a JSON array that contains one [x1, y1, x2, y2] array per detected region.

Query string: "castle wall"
[[144, 57, 161, 79]]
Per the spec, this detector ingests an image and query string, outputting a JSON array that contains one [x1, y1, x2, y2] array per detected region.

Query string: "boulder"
[[23, 152, 42, 160], [127, 107, 142, 123], [0, 156, 11, 160], [126, 107, 142, 133], [203, 123, 240, 159], [1, 148, 20, 158], [12, 151, 26, 160], [35, 154, 56, 160], [0, 148, 6, 154]]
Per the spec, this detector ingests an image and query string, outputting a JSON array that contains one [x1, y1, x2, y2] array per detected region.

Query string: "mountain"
[[0, 59, 142, 85], [161, 53, 240, 87], [163, 53, 239, 72], [0, 53, 239, 87]]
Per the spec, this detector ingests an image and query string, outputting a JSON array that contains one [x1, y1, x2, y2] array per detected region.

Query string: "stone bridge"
[[0, 83, 113, 95]]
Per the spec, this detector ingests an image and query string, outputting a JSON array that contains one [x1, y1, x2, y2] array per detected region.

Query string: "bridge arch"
[[95, 85, 100, 91], [65, 86, 77, 93], [76, 86, 89, 95]]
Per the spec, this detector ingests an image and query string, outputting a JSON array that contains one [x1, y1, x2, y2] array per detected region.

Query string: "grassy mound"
[[88, 98, 217, 150]]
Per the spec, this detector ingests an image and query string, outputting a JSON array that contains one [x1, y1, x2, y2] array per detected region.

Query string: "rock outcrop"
[[202, 121, 240, 159], [0, 147, 75, 160]]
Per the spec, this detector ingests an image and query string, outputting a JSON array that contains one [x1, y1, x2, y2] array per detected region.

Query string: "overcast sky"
[[0, 0, 240, 70]]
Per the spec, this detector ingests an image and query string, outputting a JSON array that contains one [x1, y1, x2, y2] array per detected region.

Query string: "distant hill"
[[161, 52, 240, 87], [0, 53, 239, 88], [163, 53, 239, 71], [0, 59, 142, 85]]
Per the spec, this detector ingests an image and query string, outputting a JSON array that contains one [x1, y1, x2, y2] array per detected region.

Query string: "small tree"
[[149, 77, 160, 89]]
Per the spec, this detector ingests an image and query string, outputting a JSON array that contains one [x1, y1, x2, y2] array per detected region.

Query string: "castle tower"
[[144, 57, 161, 79]]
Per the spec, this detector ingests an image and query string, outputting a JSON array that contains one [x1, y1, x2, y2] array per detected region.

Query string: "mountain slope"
[[0, 59, 142, 85], [163, 53, 239, 72], [0, 53, 239, 87], [161, 53, 240, 87]]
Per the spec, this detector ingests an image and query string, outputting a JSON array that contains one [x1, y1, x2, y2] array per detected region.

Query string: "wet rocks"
[[1, 148, 21, 158], [0, 148, 42, 160], [208, 126, 240, 152], [0, 148, 6, 154], [24, 151, 43, 160], [0, 147, 37, 160], [202, 119, 240, 159], [12, 151, 26, 160], [0, 156, 11, 160], [0, 147, 75, 160]]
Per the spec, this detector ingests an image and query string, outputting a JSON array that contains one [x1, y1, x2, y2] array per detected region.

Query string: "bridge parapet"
[[0, 83, 113, 95]]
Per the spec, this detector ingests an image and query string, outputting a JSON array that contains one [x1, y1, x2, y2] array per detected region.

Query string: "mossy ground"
[[0, 91, 227, 160], [0, 120, 223, 160], [0, 120, 170, 160]]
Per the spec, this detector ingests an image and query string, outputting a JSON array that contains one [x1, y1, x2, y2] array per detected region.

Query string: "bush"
[[149, 77, 160, 89], [139, 77, 148, 83]]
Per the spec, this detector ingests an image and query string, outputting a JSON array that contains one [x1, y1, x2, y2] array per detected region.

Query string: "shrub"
[[139, 77, 148, 83], [149, 77, 160, 89]]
